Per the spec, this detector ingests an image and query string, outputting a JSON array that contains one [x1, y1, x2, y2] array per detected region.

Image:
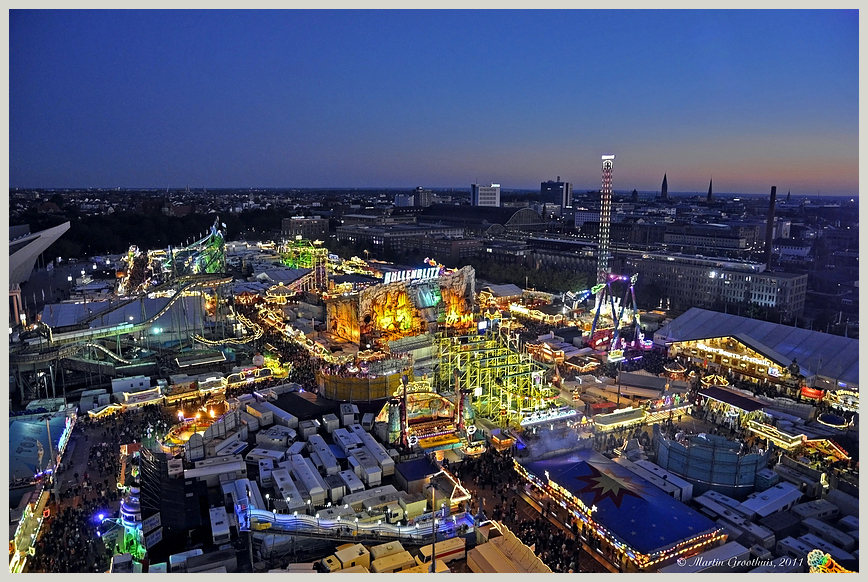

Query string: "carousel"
[[663, 361, 687, 380], [700, 373, 728, 387]]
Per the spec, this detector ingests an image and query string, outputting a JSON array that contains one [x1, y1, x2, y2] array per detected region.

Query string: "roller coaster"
[[434, 332, 559, 428], [119, 217, 227, 295], [12, 274, 233, 364], [11, 221, 235, 389]]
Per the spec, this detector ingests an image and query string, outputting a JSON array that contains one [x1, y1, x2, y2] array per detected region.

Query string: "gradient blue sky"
[[9, 9, 859, 195]]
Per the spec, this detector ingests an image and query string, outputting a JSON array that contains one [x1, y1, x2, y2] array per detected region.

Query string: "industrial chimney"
[[764, 186, 777, 269]]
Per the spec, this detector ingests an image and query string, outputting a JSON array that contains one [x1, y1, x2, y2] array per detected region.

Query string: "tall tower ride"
[[597, 155, 615, 285]]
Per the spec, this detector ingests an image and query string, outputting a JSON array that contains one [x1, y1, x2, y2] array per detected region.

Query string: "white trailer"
[[288, 454, 327, 506], [209, 506, 231, 546], [338, 469, 366, 496], [358, 431, 395, 476], [348, 447, 382, 487], [271, 468, 307, 513], [332, 428, 361, 456], [341, 484, 397, 511], [258, 401, 298, 429], [307, 434, 340, 476]]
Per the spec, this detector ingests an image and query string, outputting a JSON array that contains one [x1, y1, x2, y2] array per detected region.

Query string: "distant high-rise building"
[[707, 178, 714, 204], [631, 189, 639, 203], [540, 176, 573, 208], [765, 186, 778, 269], [660, 174, 669, 201], [413, 186, 433, 207], [394, 194, 414, 207], [471, 183, 501, 207]]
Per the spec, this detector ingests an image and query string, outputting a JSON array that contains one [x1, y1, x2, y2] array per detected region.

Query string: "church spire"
[[707, 177, 713, 203], [661, 173, 668, 201]]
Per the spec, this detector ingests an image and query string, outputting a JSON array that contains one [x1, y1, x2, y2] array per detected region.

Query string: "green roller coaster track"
[[434, 332, 558, 428]]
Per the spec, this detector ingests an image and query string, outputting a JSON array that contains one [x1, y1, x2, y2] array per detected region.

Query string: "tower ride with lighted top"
[[596, 155, 615, 299]]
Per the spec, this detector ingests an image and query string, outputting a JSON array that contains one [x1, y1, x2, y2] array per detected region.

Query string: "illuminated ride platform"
[[376, 377, 476, 455]]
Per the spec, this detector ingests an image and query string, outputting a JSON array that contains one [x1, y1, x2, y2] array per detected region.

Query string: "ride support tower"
[[595, 155, 615, 314]]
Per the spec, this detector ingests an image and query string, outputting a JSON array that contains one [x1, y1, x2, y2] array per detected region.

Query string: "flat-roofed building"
[[281, 216, 329, 241]]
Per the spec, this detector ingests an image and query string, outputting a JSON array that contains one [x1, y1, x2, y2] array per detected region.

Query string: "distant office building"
[[471, 183, 501, 207], [663, 229, 747, 252], [413, 186, 433, 208], [540, 177, 573, 208], [281, 216, 329, 241], [394, 194, 414, 207], [418, 235, 483, 264], [623, 252, 807, 318], [574, 210, 601, 228], [395, 187, 432, 208], [334, 223, 463, 254]]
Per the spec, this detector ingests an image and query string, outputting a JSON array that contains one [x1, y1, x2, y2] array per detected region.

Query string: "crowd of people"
[[453, 447, 594, 573], [28, 404, 176, 573], [513, 517, 584, 573], [28, 502, 111, 572]]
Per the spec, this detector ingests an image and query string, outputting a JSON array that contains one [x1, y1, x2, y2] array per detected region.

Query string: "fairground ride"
[[119, 217, 227, 297], [433, 332, 560, 429], [589, 273, 643, 352], [279, 238, 328, 291], [10, 222, 237, 402]]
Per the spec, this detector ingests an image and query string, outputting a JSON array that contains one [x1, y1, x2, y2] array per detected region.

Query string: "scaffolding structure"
[[279, 239, 328, 290], [434, 332, 559, 428]]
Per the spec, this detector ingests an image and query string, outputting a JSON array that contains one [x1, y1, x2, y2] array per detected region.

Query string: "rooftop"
[[656, 307, 858, 386]]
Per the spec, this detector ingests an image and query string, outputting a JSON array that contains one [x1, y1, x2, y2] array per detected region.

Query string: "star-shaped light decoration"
[[575, 463, 642, 509]]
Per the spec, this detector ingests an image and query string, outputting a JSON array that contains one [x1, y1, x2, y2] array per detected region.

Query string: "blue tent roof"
[[396, 456, 439, 482], [521, 449, 719, 555]]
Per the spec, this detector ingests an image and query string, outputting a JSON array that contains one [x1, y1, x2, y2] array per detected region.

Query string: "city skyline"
[[9, 9, 859, 196]]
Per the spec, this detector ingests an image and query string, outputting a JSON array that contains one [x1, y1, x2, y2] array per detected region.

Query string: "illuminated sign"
[[608, 350, 624, 363], [383, 266, 440, 285], [520, 407, 577, 426], [694, 342, 780, 374]]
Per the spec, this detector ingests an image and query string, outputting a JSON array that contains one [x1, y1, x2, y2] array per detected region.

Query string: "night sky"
[[8, 9, 859, 195]]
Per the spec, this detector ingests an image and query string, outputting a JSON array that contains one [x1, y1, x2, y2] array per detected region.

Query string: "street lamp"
[[265, 493, 270, 510]]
